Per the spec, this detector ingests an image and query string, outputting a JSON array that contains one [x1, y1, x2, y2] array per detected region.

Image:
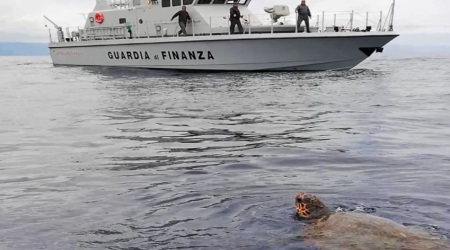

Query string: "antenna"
[[43, 16, 65, 42], [80, 13, 87, 21], [389, 0, 395, 31], [43, 15, 61, 29]]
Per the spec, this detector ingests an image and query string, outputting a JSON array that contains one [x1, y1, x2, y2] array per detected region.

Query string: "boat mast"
[[389, 0, 395, 31], [43, 15, 65, 42]]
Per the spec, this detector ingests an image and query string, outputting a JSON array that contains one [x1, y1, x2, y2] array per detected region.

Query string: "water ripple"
[[1, 56, 450, 249]]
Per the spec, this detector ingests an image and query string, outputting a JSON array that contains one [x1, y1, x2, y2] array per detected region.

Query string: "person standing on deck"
[[295, 0, 312, 33], [171, 6, 191, 36], [229, 3, 244, 34]]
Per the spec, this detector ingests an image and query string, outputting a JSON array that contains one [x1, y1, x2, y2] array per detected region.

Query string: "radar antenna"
[[264, 5, 290, 23]]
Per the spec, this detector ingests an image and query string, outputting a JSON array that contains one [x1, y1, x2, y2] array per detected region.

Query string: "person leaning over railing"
[[229, 3, 244, 34], [170, 5, 191, 37], [295, 0, 312, 33]]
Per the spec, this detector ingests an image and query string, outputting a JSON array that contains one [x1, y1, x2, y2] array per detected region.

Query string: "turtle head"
[[294, 192, 330, 220]]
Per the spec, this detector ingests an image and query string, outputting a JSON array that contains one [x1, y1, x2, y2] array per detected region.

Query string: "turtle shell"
[[300, 212, 449, 250]]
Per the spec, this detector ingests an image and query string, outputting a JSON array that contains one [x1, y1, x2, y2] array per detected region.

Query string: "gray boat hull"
[[48, 32, 398, 71]]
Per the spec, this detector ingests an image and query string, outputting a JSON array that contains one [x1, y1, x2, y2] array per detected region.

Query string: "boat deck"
[[50, 9, 394, 43]]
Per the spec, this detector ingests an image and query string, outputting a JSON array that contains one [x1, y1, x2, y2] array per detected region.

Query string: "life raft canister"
[[94, 12, 104, 24]]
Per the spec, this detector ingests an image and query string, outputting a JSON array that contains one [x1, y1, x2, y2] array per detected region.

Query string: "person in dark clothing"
[[171, 6, 191, 36], [295, 0, 312, 33], [229, 3, 244, 34]]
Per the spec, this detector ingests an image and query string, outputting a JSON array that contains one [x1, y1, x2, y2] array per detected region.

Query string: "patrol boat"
[[45, 0, 398, 71]]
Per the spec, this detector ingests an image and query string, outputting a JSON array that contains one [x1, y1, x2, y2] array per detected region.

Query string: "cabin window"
[[162, 0, 171, 7], [183, 0, 194, 4], [213, 0, 226, 3], [197, 0, 212, 4], [119, 18, 127, 24], [172, 0, 181, 6]]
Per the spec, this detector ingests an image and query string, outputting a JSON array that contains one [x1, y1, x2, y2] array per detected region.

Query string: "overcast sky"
[[0, 0, 448, 42]]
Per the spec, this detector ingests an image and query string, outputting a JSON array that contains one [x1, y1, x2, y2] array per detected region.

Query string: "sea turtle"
[[294, 192, 449, 250]]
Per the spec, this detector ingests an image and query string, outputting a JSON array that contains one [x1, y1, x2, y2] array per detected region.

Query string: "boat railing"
[[48, 7, 395, 43]]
